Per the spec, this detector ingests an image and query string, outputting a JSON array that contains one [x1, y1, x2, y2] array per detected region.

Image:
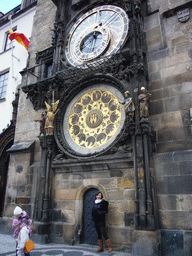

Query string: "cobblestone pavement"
[[0, 234, 132, 256]]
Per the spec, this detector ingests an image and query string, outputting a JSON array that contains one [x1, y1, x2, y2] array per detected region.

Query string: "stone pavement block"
[[0, 234, 132, 255]]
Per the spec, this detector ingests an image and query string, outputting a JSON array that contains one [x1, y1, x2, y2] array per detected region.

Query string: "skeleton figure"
[[34, 112, 46, 135]]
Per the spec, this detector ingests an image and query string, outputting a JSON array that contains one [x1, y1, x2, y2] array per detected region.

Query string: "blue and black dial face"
[[65, 5, 129, 66], [80, 31, 103, 53]]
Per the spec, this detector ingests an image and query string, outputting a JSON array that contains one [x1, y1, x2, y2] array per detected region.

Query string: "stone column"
[[42, 135, 54, 222], [34, 134, 54, 243], [34, 135, 47, 220], [132, 86, 147, 229], [141, 118, 155, 230]]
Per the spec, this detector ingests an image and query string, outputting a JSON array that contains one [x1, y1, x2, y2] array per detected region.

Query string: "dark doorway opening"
[[83, 188, 99, 245], [0, 140, 13, 216]]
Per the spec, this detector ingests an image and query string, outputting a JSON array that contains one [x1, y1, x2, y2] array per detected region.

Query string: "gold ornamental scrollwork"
[[68, 89, 122, 148]]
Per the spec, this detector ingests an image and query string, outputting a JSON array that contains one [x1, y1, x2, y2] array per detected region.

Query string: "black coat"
[[92, 199, 108, 227]]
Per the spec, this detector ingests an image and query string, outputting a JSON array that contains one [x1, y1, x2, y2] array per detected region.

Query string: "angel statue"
[[45, 92, 59, 135]]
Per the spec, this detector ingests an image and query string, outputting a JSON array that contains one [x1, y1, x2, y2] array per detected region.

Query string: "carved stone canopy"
[[22, 51, 148, 111]]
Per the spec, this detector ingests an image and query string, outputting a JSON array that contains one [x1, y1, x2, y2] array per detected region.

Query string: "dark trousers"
[[95, 225, 109, 240]]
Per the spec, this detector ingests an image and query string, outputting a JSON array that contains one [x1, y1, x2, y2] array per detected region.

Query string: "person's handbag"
[[24, 239, 35, 253]]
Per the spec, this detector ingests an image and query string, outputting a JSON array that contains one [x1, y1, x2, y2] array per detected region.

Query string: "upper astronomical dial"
[[65, 5, 129, 66], [74, 25, 110, 61]]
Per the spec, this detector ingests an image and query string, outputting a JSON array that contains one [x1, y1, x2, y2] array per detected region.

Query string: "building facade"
[[0, 1, 37, 217], [1, 0, 192, 255]]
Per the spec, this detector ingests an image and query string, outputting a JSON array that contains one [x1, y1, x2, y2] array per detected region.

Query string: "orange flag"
[[8, 29, 29, 51]]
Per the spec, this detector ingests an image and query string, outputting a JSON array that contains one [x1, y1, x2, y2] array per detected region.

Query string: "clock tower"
[[21, 0, 156, 251], [3, 0, 192, 254]]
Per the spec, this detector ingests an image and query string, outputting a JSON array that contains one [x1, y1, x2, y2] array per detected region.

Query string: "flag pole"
[[8, 15, 15, 99], [8, 15, 20, 99]]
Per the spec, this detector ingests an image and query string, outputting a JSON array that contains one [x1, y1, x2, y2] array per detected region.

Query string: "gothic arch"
[[0, 125, 15, 216], [74, 183, 107, 243]]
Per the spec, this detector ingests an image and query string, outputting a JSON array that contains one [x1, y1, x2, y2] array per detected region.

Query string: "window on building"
[[4, 27, 17, 52], [35, 47, 53, 80], [21, 0, 37, 9], [44, 62, 53, 78], [0, 72, 9, 100]]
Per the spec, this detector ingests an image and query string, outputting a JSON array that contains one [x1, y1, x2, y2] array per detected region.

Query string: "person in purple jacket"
[[12, 218, 32, 256], [13, 206, 32, 227]]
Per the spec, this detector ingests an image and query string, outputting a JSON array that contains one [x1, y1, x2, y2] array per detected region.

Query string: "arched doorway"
[[0, 140, 13, 216], [83, 188, 99, 245]]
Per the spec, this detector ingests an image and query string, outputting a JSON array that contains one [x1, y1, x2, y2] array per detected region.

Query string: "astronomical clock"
[[52, 1, 139, 158], [65, 5, 129, 66], [11, 0, 156, 251], [21, 0, 155, 238], [23, 1, 147, 159], [53, 1, 136, 158]]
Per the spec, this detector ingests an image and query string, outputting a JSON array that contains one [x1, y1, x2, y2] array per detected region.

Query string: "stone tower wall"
[[145, 0, 192, 253]]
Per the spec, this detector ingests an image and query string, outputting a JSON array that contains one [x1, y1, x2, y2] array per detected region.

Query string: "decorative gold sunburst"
[[68, 89, 122, 148]]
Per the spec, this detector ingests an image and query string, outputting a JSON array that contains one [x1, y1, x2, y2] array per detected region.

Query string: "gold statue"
[[45, 91, 59, 135]]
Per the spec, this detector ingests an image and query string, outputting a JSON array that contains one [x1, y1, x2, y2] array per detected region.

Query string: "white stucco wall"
[[0, 6, 36, 133]]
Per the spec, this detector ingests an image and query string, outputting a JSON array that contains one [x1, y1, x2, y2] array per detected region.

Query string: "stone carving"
[[22, 50, 147, 110], [134, 0, 141, 10], [177, 8, 190, 23], [34, 112, 46, 135], [120, 91, 135, 120], [138, 87, 151, 118], [55, 21, 65, 46]]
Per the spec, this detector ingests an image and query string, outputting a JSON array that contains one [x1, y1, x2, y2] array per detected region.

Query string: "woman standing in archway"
[[91, 191, 113, 253]]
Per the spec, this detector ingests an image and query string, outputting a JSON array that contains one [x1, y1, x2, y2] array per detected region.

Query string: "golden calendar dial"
[[63, 85, 125, 156]]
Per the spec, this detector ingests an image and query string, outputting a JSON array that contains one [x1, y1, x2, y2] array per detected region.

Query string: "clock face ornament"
[[63, 85, 125, 156], [65, 5, 129, 66]]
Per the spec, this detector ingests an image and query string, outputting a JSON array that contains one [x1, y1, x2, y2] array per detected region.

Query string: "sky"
[[0, 0, 22, 14]]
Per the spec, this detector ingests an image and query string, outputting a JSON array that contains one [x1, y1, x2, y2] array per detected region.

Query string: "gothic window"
[[4, 27, 17, 52], [43, 61, 53, 78], [0, 71, 9, 100], [35, 47, 54, 80]]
